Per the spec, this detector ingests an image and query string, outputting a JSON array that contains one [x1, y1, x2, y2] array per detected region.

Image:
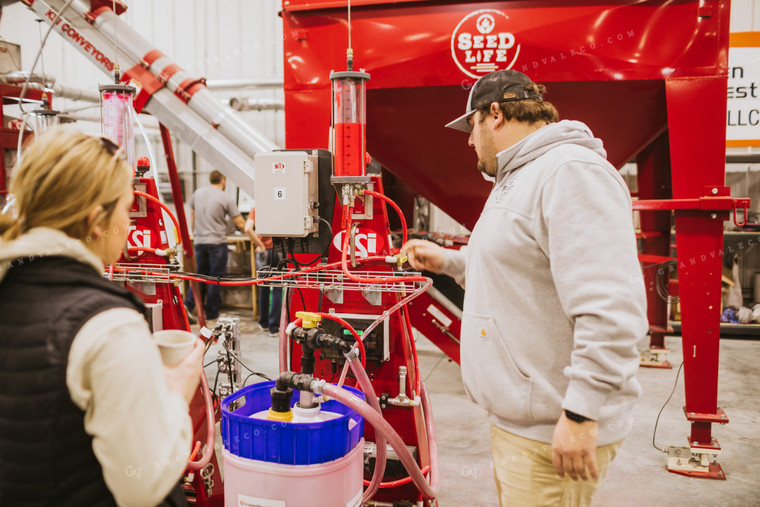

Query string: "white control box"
[[253, 151, 319, 237]]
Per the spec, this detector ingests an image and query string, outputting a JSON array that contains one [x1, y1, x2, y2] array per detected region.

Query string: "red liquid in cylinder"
[[334, 122, 366, 177]]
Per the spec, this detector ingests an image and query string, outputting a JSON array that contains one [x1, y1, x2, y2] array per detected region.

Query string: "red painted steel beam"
[[0, 84, 45, 200], [633, 196, 750, 211], [0, 83, 46, 104], [0, 130, 29, 150], [406, 290, 461, 365], [666, 74, 728, 449], [158, 124, 207, 328], [637, 132, 672, 352], [638, 254, 676, 265], [159, 124, 193, 257]]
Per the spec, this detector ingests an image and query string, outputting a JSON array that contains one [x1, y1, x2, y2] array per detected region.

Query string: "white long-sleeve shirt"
[[67, 308, 192, 507], [0, 228, 193, 506]]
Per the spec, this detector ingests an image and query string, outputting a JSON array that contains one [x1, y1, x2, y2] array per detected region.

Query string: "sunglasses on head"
[[98, 135, 126, 161], [97, 135, 135, 178]]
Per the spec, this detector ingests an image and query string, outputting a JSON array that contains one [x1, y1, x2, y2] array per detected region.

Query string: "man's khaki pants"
[[490, 425, 622, 507]]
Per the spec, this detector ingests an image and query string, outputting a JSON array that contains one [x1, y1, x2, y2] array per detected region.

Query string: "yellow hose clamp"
[[296, 311, 321, 329]]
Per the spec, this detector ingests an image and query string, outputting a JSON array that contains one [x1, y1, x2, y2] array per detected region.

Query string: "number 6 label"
[[273, 187, 286, 200]]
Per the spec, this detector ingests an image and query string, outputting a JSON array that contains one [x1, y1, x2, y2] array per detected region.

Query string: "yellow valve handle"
[[296, 311, 321, 329]]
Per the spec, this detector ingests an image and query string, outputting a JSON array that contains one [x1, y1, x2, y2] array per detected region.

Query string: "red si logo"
[[332, 229, 383, 258], [127, 225, 152, 255]]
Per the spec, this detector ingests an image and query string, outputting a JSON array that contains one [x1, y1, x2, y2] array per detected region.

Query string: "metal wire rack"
[[256, 268, 424, 293], [109, 263, 180, 283]]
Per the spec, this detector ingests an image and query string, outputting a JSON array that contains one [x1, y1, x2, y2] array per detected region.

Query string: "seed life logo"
[[451, 9, 521, 79]]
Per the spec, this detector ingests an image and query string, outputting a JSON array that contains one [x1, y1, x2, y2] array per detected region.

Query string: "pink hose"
[[278, 289, 290, 373], [347, 356, 387, 503], [420, 380, 439, 496], [320, 382, 438, 500]]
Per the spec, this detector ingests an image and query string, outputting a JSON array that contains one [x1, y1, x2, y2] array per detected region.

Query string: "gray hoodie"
[[441, 120, 648, 445]]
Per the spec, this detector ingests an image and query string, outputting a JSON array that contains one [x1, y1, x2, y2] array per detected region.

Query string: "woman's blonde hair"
[[0, 128, 132, 242]]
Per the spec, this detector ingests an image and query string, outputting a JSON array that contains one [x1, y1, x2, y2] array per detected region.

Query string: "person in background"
[[245, 207, 282, 335], [402, 70, 647, 507], [0, 129, 203, 506], [183, 170, 246, 322]]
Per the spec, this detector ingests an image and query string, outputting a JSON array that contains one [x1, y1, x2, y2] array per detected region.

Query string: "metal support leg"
[[664, 76, 730, 479], [637, 132, 673, 368]]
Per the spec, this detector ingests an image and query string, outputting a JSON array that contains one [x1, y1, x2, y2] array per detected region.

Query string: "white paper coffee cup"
[[153, 330, 196, 366]]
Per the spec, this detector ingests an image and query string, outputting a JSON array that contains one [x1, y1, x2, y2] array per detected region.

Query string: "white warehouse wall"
[[0, 0, 285, 200], [730, 0, 760, 31], [1, 0, 284, 109]]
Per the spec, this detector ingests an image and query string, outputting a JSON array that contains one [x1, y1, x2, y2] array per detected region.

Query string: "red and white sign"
[[128, 225, 153, 256], [332, 229, 383, 258], [451, 9, 520, 79], [727, 32, 760, 147]]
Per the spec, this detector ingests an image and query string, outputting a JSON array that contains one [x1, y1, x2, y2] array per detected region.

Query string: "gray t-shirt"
[[188, 186, 240, 245]]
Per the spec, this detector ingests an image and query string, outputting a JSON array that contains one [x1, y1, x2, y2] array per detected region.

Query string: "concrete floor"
[[198, 310, 760, 506]]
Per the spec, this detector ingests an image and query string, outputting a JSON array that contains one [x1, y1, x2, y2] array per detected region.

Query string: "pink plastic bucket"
[[222, 439, 364, 507]]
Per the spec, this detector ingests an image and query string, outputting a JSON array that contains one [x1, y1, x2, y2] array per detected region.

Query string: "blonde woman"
[[0, 129, 203, 507]]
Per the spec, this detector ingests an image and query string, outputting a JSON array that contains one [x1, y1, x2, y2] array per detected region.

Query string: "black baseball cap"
[[445, 70, 543, 133]]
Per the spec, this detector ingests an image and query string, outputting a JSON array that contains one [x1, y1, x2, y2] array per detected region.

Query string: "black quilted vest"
[[0, 256, 186, 506]]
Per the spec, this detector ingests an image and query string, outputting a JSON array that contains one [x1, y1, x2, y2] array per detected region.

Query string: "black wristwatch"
[[564, 409, 590, 423]]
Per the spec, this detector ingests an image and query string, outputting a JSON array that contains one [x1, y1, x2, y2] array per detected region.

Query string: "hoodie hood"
[[0, 227, 104, 284], [495, 120, 607, 182]]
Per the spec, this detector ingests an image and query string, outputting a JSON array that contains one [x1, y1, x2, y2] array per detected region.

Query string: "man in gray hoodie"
[[403, 70, 647, 506]]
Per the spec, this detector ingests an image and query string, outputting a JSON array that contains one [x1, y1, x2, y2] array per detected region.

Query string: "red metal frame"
[[636, 132, 673, 364], [406, 290, 461, 365], [159, 125, 193, 257], [288, 178, 430, 503], [123, 177, 187, 329], [664, 73, 738, 469], [282, 0, 728, 223], [127, 134, 224, 500], [158, 125, 209, 328], [0, 84, 47, 199], [119, 175, 223, 506], [283, 0, 745, 481]]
